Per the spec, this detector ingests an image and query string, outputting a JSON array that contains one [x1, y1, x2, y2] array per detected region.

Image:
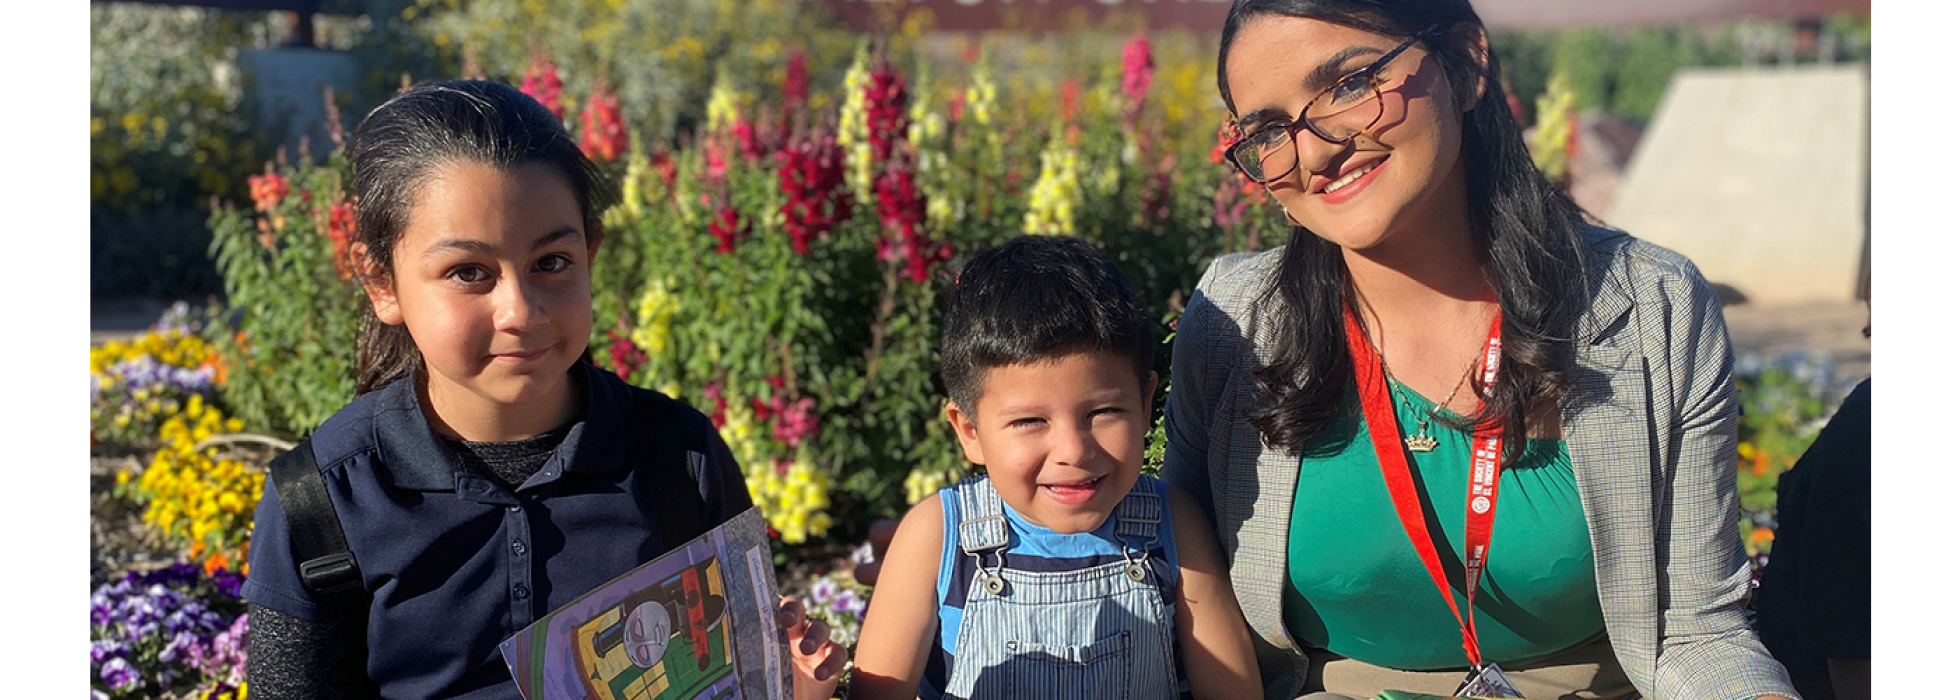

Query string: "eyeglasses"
[[1226, 30, 1433, 184]]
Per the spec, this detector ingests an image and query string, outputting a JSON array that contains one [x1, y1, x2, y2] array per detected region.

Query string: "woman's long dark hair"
[[348, 79, 617, 394], [1215, 0, 1592, 457]]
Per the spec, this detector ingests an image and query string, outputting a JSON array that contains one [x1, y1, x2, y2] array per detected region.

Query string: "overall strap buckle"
[[1114, 480, 1163, 588], [956, 477, 1012, 597]]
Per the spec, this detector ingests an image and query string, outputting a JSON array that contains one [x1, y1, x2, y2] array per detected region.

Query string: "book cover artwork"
[[500, 507, 790, 700]]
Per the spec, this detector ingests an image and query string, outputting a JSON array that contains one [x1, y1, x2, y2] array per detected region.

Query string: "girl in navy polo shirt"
[[243, 80, 844, 699]]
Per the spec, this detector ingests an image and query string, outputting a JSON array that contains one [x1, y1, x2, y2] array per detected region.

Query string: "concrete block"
[[238, 48, 359, 161], [1604, 65, 1868, 305]]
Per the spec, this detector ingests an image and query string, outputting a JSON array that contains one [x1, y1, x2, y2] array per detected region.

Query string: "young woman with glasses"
[[1160, 1, 1803, 698]]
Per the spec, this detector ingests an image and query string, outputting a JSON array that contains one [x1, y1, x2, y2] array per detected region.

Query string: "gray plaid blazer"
[[1161, 225, 1801, 700]]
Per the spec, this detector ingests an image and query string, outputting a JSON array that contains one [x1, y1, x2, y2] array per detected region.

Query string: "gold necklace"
[[1381, 350, 1481, 453]]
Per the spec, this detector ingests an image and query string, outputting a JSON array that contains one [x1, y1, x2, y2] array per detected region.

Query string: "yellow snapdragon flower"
[[1023, 141, 1082, 236], [838, 47, 874, 203], [739, 447, 834, 545], [631, 278, 680, 360]]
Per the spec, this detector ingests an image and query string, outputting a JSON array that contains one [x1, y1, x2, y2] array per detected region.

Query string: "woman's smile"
[[1314, 154, 1391, 203]]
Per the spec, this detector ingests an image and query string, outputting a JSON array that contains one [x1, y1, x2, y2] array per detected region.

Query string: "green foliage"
[[1489, 16, 1872, 125], [1550, 29, 1616, 114], [340, 0, 458, 111], [1824, 13, 1871, 62], [1610, 28, 1708, 122], [409, 0, 860, 144], [1489, 31, 1555, 123], [195, 36, 1273, 545], [204, 153, 366, 439], [90, 6, 278, 297], [586, 37, 1247, 537], [1735, 364, 1836, 515], [90, 5, 270, 211], [1731, 351, 1857, 558]]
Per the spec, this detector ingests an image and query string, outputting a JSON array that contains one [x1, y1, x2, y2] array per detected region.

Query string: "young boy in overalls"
[[826, 235, 1261, 700]]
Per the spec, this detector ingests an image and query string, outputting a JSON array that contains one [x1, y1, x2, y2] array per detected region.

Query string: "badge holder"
[[1455, 662, 1525, 699]]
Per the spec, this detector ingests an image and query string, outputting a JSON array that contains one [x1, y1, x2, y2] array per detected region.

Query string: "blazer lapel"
[[1216, 301, 1309, 660], [1562, 278, 1661, 688], [1248, 392, 1305, 655]]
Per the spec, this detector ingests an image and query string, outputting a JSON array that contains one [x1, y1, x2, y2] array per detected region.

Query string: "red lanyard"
[[1342, 304, 1504, 670]]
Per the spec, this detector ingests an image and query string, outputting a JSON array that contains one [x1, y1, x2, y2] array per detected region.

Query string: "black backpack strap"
[[639, 392, 711, 550], [267, 439, 366, 599]]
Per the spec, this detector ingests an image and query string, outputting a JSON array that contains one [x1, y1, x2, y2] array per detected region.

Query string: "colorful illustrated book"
[[500, 507, 792, 700]]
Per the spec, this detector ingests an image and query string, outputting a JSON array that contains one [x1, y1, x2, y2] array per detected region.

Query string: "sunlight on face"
[[365, 160, 599, 433], [947, 350, 1154, 534]]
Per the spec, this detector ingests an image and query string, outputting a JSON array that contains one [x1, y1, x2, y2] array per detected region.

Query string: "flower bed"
[[1735, 349, 1861, 581], [197, 34, 1288, 550], [90, 563, 248, 699]]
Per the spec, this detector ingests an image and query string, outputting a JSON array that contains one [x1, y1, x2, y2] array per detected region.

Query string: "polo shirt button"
[[511, 541, 527, 556], [513, 584, 530, 600]]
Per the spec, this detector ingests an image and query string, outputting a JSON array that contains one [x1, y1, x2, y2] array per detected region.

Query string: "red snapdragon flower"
[[777, 131, 851, 255], [874, 163, 950, 284], [1141, 169, 1172, 223], [1210, 116, 1235, 166], [783, 49, 809, 110], [651, 150, 679, 189], [703, 381, 728, 428], [606, 329, 646, 380], [704, 137, 729, 185], [1121, 33, 1155, 115], [248, 172, 289, 213], [520, 55, 566, 121], [579, 81, 628, 162], [324, 200, 358, 279], [709, 206, 747, 254], [772, 396, 818, 448], [863, 60, 910, 166], [1060, 78, 1082, 124], [732, 117, 763, 162]]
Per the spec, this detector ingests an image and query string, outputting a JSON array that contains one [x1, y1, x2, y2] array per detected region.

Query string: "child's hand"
[[778, 595, 848, 700]]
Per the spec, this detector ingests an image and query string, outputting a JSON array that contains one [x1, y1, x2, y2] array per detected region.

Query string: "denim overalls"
[[934, 475, 1180, 700]]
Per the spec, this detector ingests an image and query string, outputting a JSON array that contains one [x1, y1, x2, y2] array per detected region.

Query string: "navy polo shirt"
[[243, 361, 752, 699]]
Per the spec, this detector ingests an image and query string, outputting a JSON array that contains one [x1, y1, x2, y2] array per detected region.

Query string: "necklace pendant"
[[1406, 433, 1439, 453]]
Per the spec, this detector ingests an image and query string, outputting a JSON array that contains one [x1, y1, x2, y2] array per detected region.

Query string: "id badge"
[[1455, 662, 1526, 699]]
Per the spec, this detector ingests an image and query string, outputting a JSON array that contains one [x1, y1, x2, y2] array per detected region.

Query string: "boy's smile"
[[946, 350, 1156, 534]]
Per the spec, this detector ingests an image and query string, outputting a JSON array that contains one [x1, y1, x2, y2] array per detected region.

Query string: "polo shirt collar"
[[369, 361, 629, 491], [558, 361, 629, 475]]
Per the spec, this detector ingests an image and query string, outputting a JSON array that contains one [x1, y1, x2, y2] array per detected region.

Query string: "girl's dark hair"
[[1215, 0, 1591, 456], [348, 79, 618, 394]]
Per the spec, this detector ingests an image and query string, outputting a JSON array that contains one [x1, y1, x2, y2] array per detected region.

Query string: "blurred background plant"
[[89, 563, 249, 699], [91, 5, 271, 300], [1735, 349, 1859, 562], [90, 303, 223, 447], [204, 147, 368, 438], [119, 398, 261, 567]]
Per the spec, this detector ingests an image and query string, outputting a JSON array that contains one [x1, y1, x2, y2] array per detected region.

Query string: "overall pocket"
[[996, 630, 1132, 700]]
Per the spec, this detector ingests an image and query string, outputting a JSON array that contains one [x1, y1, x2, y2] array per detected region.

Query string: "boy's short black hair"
[[941, 235, 1159, 413]]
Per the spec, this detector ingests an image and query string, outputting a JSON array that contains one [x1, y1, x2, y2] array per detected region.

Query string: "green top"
[[1282, 379, 1605, 671]]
